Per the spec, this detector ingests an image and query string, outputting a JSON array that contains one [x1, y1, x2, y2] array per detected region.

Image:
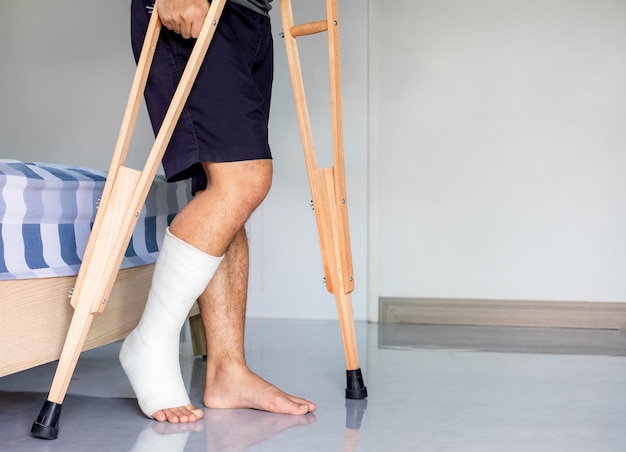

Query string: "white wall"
[[0, 1, 155, 171], [0, 1, 369, 321], [8, 0, 618, 324], [369, 0, 626, 319]]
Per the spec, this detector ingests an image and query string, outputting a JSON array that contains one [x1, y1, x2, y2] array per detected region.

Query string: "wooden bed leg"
[[32, 0, 227, 439], [279, 0, 367, 399]]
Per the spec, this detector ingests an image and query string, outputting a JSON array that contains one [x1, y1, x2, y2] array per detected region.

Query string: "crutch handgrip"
[[290, 20, 328, 37]]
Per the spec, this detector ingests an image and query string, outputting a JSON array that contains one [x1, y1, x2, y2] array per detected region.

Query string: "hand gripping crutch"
[[31, 0, 227, 439], [279, 0, 367, 400]]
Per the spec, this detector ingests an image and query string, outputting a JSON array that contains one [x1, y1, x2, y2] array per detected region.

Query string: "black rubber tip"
[[31, 400, 62, 440], [345, 368, 368, 399]]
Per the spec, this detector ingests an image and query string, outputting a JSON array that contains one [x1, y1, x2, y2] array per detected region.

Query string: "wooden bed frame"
[[0, 265, 154, 377], [0, 264, 207, 378]]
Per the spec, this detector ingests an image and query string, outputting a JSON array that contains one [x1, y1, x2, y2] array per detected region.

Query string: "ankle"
[[205, 357, 249, 380]]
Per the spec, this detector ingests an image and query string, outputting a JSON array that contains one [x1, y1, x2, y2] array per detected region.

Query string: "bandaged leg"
[[120, 227, 223, 418]]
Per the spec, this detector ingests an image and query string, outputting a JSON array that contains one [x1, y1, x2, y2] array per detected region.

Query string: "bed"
[[0, 159, 198, 377]]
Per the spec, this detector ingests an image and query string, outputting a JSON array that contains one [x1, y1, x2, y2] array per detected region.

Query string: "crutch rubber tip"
[[31, 400, 62, 440], [345, 368, 368, 399]]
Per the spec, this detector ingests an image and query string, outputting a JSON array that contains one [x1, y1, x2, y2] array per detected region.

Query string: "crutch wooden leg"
[[279, 0, 367, 399], [31, 0, 227, 439]]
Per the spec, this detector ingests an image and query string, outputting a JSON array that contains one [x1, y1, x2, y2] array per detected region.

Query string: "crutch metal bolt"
[[279, 0, 367, 400], [31, 0, 227, 439]]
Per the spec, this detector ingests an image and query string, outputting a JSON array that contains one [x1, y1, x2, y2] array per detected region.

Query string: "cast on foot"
[[119, 228, 223, 421], [119, 329, 195, 421]]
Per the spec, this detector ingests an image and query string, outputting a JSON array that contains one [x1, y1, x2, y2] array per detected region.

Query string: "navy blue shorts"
[[131, 0, 273, 194]]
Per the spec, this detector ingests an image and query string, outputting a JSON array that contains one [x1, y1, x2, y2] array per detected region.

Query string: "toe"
[[153, 410, 167, 422], [186, 405, 204, 422]]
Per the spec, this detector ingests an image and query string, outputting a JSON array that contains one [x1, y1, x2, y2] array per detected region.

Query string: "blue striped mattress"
[[0, 159, 191, 280]]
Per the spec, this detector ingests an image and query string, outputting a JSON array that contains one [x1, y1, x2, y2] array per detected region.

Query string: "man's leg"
[[144, 159, 314, 423], [198, 227, 317, 414]]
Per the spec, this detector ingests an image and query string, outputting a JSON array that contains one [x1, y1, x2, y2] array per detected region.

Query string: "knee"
[[233, 161, 272, 210], [206, 159, 273, 211], [240, 161, 273, 207]]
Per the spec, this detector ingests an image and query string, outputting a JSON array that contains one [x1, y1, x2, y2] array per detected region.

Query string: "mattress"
[[0, 159, 190, 280]]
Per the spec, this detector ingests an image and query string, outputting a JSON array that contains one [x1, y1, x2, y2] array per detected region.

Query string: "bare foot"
[[152, 404, 205, 423], [204, 365, 316, 414]]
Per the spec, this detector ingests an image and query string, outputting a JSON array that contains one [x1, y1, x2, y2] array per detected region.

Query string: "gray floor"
[[1, 319, 626, 451]]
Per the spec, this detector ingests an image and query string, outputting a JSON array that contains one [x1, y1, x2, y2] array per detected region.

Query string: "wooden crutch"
[[31, 0, 227, 440], [279, 0, 367, 400]]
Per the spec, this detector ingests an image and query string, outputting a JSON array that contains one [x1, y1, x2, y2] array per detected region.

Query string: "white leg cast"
[[120, 227, 223, 418]]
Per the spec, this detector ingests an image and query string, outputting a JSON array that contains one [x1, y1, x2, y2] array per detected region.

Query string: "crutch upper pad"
[[31, 400, 62, 440], [345, 368, 367, 399]]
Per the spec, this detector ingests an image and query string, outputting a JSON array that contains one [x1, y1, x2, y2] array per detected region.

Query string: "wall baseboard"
[[379, 297, 626, 330]]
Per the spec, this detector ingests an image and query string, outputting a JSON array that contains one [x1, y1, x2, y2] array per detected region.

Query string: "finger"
[[161, 18, 180, 35], [181, 21, 193, 39], [190, 19, 204, 39]]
